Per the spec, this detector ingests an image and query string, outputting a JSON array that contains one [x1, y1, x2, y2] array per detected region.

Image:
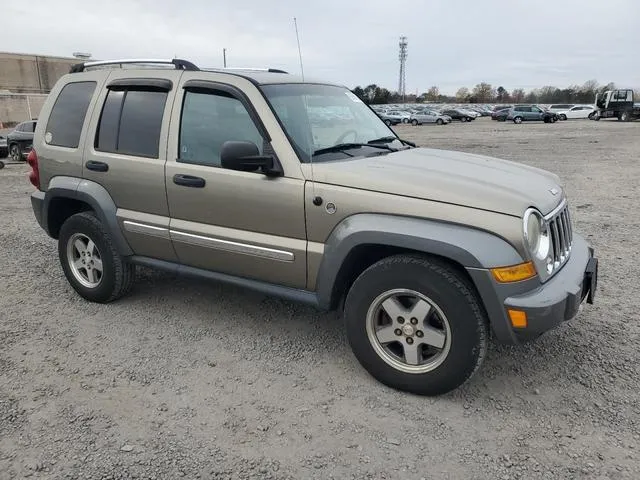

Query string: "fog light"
[[508, 309, 528, 328]]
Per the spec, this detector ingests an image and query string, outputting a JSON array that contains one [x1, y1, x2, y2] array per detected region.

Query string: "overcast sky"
[[4, 0, 639, 94]]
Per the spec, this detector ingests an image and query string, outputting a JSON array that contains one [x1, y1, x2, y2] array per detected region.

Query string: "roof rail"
[[202, 67, 289, 74], [70, 58, 199, 73]]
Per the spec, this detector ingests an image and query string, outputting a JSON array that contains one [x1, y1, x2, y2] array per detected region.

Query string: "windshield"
[[261, 84, 403, 162]]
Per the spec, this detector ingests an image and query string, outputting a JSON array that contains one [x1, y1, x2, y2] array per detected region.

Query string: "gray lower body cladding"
[[468, 234, 596, 344]]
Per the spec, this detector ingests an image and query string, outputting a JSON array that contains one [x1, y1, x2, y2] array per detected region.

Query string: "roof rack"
[[203, 67, 289, 74], [70, 58, 199, 73]]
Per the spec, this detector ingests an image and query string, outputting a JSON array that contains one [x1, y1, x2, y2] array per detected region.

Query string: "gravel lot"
[[1, 117, 638, 479]]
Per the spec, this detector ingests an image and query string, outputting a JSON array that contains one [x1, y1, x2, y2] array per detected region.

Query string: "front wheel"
[[0, 161, 4, 170], [58, 212, 135, 303], [384, 119, 392, 126], [621, 111, 631, 122], [460, 117, 467, 122], [402, 118, 409, 124], [343, 255, 489, 396], [411, 119, 419, 126], [436, 118, 444, 125], [559, 114, 567, 121], [513, 116, 523, 124]]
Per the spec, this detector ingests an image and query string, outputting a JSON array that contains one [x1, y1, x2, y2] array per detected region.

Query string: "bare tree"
[[511, 88, 525, 103], [456, 87, 470, 102], [472, 82, 495, 103], [426, 86, 440, 101]]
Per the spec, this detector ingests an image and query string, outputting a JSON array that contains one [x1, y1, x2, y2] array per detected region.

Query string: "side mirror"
[[220, 141, 281, 176]]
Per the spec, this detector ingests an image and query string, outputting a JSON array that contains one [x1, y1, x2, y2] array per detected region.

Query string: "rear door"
[[82, 69, 183, 261], [164, 73, 307, 288]]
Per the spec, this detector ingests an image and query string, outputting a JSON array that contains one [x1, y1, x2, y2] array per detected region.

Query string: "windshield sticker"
[[345, 91, 363, 103]]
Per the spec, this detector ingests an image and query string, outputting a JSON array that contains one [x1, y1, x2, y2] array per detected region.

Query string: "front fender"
[[314, 213, 524, 310]]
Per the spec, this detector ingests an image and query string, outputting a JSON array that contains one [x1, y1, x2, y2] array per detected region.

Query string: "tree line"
[[352, 80, 635, 105]]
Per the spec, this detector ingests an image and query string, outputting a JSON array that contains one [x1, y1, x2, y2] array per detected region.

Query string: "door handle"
[[85, 160, 109, 172], [173, 174, 206, 188]]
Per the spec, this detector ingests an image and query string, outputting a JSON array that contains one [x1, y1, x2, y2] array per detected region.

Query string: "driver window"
[[178, 89, 264, 168]]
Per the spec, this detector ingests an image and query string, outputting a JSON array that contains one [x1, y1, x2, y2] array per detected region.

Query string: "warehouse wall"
[[0, 52, 78, 94], [0, 95, 48, 127]]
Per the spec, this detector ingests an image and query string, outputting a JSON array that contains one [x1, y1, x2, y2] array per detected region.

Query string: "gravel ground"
[[0, 117, 638, 479]]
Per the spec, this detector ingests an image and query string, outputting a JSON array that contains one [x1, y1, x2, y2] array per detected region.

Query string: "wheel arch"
[[42, 176, 133, 255], [314, 213, 524, 311]]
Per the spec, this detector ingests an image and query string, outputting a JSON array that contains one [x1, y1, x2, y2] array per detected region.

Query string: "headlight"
[[524, 208, 552, 265]]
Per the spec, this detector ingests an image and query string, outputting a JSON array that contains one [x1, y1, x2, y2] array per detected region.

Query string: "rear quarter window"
[[45, 82, 96, 148]]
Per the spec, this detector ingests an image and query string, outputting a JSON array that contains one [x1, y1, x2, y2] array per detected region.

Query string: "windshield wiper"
[[368, 136, 416, 148], [313, 142, 396, 157]]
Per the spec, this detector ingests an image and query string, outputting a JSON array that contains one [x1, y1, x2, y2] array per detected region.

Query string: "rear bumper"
[[468, 234, 598, 344], [30, 190, 47, 233]]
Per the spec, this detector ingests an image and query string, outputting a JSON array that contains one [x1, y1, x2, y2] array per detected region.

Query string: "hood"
[[309, 147, 564, 217]]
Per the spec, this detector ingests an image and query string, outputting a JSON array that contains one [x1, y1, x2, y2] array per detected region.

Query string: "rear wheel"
[[384, 119, 392, 126], [588, 112, 595, 120], [559, 114, 567, 121], [460, 117, 467, 122], [58, 212, 135, 303], [402, 118, 409, 124], [0, 161, 4, 170], [513, 116, 523, 124], [411, 119, 419, 126], [621, 111, 631, 122], [343, 255, 489, 396], [436, 118, 444, 125], [9, 144, 21, 162]]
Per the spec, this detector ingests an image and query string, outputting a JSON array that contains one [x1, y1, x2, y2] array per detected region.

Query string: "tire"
[[436, 118, 444, 125], [411, 119, 419, 126], [588, 112, 595, 120], [621, 111, 630, 122], [559, 114, 567, 121], [384, 119, 392, 126], [343, 254, 489, 396], [58, 212, 135, 303], [513, 116, 523, 124], [9, 144, 21, 162], [0, 161, 4, 170], [460, 117, 467, 122], [402, 118, 409, 124]]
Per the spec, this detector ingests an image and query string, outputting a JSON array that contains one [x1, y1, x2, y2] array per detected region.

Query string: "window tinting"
[[95, 90, 124, 152], [179, 90, 264, 168], [95, 89, 167, 158], [45, 82, 95, 148]]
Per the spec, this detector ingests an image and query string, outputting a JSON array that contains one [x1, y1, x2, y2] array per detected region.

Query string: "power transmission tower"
[[398, 36, 408, 102]]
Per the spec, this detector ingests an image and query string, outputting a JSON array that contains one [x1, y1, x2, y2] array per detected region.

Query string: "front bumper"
[[468, 234, 598, 344]]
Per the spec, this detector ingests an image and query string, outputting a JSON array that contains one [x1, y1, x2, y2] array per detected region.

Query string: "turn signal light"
[[491, 261, 536, 283], [508, 309, 528, 328]]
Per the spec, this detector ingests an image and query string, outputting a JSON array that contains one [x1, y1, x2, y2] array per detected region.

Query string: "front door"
[[165, 74, 307, 289]]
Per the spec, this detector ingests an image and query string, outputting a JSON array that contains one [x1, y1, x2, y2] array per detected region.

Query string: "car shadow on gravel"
[[124, 267, 601, 400]]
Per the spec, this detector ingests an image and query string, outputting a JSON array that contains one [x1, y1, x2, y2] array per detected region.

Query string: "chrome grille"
[[546, 202, 573, 270]]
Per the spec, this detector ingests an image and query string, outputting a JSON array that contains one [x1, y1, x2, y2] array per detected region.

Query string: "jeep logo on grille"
[[549, 187, 559, 196]]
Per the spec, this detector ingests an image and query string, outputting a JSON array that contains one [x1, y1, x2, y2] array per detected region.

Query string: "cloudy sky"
[[4, 0, 639, 94]]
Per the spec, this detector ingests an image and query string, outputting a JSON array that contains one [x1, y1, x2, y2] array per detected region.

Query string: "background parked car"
[[507, 105, 558, 124], [547, 104, 575, 113], [410, 110, 451, 125], [491, 108, 511, 121], [377, 112, 402, 126], [441, 109, 476, 122], [0, 135, 8, 159], [556, 105, 597, 120], [6, 120, 37, 162]]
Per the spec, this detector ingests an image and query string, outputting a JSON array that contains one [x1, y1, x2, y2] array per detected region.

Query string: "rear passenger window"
[[45, 82, 96, 148], [95, 88, 167, 158]]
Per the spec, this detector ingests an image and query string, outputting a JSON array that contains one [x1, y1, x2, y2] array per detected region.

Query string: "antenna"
[[293, 17, 319, 205], [293, 17, 305, 80], [223, 48, 227, 68]]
